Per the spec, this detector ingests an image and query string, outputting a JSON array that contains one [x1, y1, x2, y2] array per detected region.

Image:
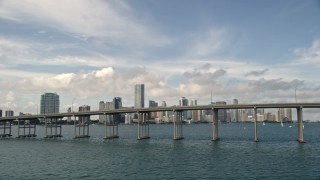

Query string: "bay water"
[[1, 123, 320, 179]]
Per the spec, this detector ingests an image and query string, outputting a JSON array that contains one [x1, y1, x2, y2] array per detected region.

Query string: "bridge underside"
[[104, 115, 119, 139]]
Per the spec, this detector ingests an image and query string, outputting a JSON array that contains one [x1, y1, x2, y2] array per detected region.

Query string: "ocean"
[[1, 123, 320, 179]]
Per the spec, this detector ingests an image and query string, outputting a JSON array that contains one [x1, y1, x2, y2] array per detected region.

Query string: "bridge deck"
[[1, 103, 320, 121]]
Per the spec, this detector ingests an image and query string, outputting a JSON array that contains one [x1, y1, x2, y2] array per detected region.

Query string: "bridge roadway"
[[1, 102, 320, 121], [0, 102, 320, 142]]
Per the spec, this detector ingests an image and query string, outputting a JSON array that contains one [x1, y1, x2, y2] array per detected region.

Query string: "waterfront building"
[[98, 97, 123, 123], [40, 92, 59, 123], [231, 99, 239, 122], [5, 110, 14, 117], [216, 101, 227, 122], [240, 109, 248, 122], [190, 99, 200, 122], [278, 108, 292, 122], [134, 84, 145, 108], [149, 100, 158, 120], [264, 112, 277, 122], [40, 93, 59, 114]]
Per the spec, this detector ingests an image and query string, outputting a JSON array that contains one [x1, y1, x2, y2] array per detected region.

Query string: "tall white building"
[[134, 84, 145, 108], [231, 99, 239, 122], [278, 108, 292, 122]]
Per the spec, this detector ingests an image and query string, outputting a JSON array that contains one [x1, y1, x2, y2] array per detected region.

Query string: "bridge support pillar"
[[212, 109, 219, 141], [104, 114, 119, 139], [0, 120, 12, 137], [173, 111, 184, 140], [254, 107, 259, 142], [74, 115, 90, 139], [44, 117, 62, 138], [297, 107, 305, 143], [137, 113, 150, 140], [17, 119, 36, 138]]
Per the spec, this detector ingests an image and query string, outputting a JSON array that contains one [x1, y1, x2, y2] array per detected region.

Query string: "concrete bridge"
[[1, 103, 320, 142]]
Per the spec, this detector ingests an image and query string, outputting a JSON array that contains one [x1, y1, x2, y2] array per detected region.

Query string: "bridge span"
[[1, 103, 320, 142]]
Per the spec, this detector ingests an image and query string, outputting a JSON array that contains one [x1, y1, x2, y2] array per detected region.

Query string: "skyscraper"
[[179, 97, 189, 120], [278, 108, 292, 122], [5, 110, 14, 117], [216, 101, 227, 122], [99, 97, 123, 123], [231, 99, 239, 122], [134, 84, 145, 108], [40, 93, 59, 114], [0, 109, 2, 117]]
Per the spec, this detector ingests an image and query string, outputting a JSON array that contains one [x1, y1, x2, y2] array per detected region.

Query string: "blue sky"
[[0, 0, 320, 119]]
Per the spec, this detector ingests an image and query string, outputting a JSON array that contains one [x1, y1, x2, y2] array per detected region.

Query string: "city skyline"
[[0, 1, 320, 120]]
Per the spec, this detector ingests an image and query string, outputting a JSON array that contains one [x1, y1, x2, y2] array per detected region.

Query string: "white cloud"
[[0, 0, 171, 47], [5, 91, 15, 101], [293, 39, 320, 66], [187, 28, 228, 57]]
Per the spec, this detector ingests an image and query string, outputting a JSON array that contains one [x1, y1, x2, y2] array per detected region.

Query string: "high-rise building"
[[216, 101, 227, 122], [148, 100, 158, 119], [179, 97, 189, 120], [0, 109, 2, 117], [99, 97, 123, 123], [278, 108, 292, 122], [113, 97, 122, 109], [190, 99, 200, 122], [40, 93, 59, 114], [134, 84, 145, 108], [231, 99, 239, 122], [5, 110, 14, 117]]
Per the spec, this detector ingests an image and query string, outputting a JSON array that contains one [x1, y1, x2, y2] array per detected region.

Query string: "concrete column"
[[137, 113, 140, 139], [9, 121, 12, 136], [212, 109, 219, 141], [254, 107, 259, 142], [297, 107, 305, 143], [17, 119, 20, 137], [73, 115, 76, 138], [173, 111, 176, 139]]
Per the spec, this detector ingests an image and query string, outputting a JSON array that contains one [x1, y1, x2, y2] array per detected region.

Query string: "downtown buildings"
[[99, 97, 123, 123]]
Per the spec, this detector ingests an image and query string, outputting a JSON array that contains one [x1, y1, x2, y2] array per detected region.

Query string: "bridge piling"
[[254, 107, 259, 142], [212, 109, 219, 141], [137, 113, 150, 140], [74, 115, 90, 139], [44, 117, 62, 138], [104, 114, 119, 139], [0, 120, 12, 137], [297, 107, 305, 143], [173, 111, 184, 140], [17, 119, 36, 138]]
